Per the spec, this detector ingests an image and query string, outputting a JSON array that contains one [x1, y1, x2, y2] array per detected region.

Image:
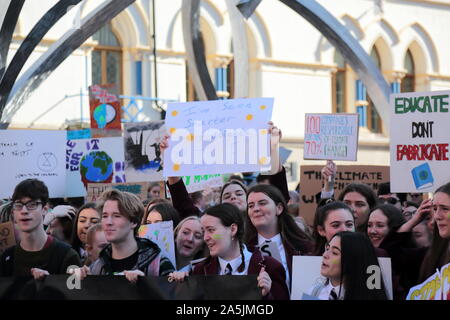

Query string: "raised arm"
[[160, 135, 200, 218]]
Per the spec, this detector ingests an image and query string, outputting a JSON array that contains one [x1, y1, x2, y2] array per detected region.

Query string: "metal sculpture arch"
[[183, 0, 392, 131], [0, 0, 137, 124]]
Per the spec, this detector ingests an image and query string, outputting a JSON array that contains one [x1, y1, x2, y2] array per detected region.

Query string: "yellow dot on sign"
[[246, 114, 253, 120], [170, 128, 176, 134], [171, 110, 178, 116], [259, 157, 268, 165], [173, 163, 180, 171], [187, 133, 194, 141], [260, 129, 267, 135], [260, 105, 266, 110]]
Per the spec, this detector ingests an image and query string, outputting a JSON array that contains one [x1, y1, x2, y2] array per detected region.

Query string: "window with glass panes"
[[91, 24, 122, 93], [401, 49, 415, 93], [367, 47, 382, 133], [332, 50, 346, 113]]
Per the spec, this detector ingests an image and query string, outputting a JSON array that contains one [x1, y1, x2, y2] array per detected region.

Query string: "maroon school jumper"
[[192, 249, 290, 300]]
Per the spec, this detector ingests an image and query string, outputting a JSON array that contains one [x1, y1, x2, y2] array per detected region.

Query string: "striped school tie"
[[329, 288, 338, 300]]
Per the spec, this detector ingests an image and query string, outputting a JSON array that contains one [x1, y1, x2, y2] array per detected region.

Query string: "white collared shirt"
[[257, 233, 290, 288], [317, 280, 345, 300], [218, 245, 253, 275]]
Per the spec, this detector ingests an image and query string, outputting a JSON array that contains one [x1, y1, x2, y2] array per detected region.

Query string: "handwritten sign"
[[406, 262, 450, 300], [86, 182, 150, 202], [390, 90, 450, 192], [0, 221, 16, 252], [165, 174, 224, 198], [138, 221, 176, 268], [304, 113, 359, 161], [67, 129, 91, 140], [0, 130, 66, 198], [163, 98, 274, 177], [291, 256, 392, 300], [299, 165, 389, 226], [124, 121, 165, 182], [66, 137, 125, 197], [89, 84, 122, 138], [256, 241, 282, 263]]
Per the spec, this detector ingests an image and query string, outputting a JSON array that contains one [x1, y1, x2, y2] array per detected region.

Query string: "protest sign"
[[66, 137, 125, 197], [86, 182, 150, 202], [304, 113, 359, 161], [255, 241, 282, 263], [0, 130, 66, 198], [406, 262, 450, 300], [0, 221, 16, 252], [67, 129, 91, 140], [89, 84, 122, 138], [290, 256, 393, 300], [163, 98, 273, 177], [123, 121, 165, 182], [165, 174, 224, 198], [299, 165, 389, 226], [138, 221, 176, 268], [390, 90, 450, 192]]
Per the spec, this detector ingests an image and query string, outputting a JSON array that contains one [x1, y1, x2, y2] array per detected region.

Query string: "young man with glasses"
[[0, 179, 81, 278]]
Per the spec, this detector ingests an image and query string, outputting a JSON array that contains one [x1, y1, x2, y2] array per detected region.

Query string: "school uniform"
[[308, 277, 345, 300], [248, 233, 313, 290], [192, 246, 290, 300]]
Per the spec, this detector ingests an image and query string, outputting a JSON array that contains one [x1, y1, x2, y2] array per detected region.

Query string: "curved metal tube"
[[2, 0, 137, 122], [0, 0, 25, 77], [0, 0, 82, 115], [182, 0, 217, 101], [280, 0, 391, 130]]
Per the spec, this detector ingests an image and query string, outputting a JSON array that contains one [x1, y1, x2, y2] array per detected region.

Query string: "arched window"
[[91, 24, 123, 93], [367, 47, 382, 133], [332, 50, 346, 113], [401, 49, 415, 92]]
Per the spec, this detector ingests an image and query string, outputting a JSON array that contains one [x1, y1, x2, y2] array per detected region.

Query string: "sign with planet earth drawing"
[[89, 84, 122, 137], [66, 137, 125, 197]]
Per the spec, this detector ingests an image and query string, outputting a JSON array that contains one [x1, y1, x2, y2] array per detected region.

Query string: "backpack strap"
[[147, 253, 161, 276]]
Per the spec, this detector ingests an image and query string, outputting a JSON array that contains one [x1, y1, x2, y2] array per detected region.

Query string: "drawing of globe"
[[93, 103, 116, 129], [80, 151, 113, 183]]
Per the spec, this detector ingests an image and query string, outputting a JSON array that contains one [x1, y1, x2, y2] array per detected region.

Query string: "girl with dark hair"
[[246, 184, 313, 289], [320, 162, 378, 232], [160, 122, 292, 219], [367, 204, 406, 248], [142, 202, 180, 227], [168, 203, 290, 300], [312, 201, 355, 255], [338, 183, 378, 232], [71, 202, 101, 263], [309, 231, 388, 300], [379, 182, 450, 295], [418, 182, 450, 281]]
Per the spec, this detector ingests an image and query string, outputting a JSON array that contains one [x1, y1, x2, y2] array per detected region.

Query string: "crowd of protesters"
[[0, 123, 449, 300]]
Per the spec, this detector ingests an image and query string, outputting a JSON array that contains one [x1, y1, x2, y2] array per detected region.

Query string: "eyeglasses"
[[378, 197, 399, 205], [12, 200, 43, 211]]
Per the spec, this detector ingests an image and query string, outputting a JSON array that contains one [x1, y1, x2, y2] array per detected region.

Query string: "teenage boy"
[[0, 179, 81, 278], [88, 189, 174, 282]]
